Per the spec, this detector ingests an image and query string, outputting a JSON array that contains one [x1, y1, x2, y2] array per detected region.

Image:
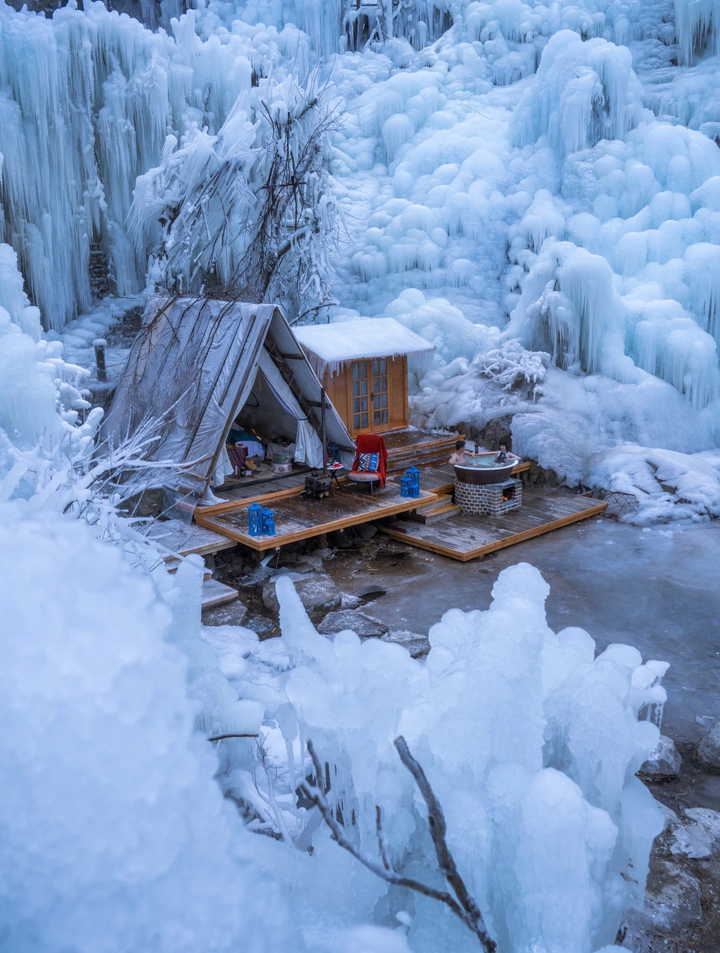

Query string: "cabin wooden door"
[[350, 360, 371, 434], [347, 356, 408, 436]]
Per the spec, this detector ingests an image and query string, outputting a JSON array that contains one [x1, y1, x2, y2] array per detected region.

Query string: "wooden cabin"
[[294, 318, 435, 438]]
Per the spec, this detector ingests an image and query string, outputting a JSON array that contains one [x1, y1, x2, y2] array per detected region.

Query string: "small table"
[[329, 465, 345, 492]]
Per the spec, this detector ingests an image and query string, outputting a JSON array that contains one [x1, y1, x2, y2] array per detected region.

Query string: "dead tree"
[[230, 78, 340, 309], [145, 73, 340, 319], [301, 737, 497, 952]]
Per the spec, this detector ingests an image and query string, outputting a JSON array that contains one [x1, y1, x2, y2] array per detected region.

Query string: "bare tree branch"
[[207, 733, 260, 742], [375, 805, 391, 871], [395, 736, 497, 952], [301, 741, 467, 914], [301, 738, 497, 950]]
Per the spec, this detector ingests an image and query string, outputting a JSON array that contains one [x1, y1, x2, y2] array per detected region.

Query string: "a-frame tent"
[[101, 296, 356, 496]]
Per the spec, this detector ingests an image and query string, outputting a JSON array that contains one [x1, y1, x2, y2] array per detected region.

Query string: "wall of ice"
[[199, 566, 666, 952], [320, 9, 720, 519], [3, 0, 720, 516], [0, 501, 304, 952], [0, 242, 105, 501], [0, 1, 309, 328]]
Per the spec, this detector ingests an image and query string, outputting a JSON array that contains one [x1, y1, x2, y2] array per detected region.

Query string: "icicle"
[[675, 0, 720, 65], [685, 242, 720, 343]]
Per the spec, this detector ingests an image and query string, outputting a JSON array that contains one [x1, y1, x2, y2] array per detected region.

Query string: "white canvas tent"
[[101, 297, 355, 495]]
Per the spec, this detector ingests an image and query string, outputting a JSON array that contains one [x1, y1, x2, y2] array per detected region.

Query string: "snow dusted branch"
[[301, 738, 496, 951], [136, 72, 340, 318]]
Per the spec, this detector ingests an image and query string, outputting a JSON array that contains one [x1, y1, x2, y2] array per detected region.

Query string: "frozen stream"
[[326, 517, 720, 748]]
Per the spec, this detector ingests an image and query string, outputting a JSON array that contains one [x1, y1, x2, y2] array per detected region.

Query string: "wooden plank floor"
[[195, 484, 438, 551], [144, 518, 238, 559], [379, 488, 607, 561], [208, 438, 530, 512], [214, 467, 311, 505]]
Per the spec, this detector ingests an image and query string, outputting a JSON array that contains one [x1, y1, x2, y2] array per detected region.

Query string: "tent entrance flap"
[[235, 351, 323, 468]]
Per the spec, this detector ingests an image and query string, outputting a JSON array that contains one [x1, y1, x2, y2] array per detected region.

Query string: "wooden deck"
[[211, 429, 466, 507], [379, 488, 607, 561], [211, 446, 529, 512], [144, 518, 238, 559], [195, 483, 439, 551]]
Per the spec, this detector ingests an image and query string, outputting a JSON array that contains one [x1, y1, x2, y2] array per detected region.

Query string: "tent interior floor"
[[214, 465, 312, 504]]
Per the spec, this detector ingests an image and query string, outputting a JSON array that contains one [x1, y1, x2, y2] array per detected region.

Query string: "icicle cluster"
[[0, 3, 308, 328]]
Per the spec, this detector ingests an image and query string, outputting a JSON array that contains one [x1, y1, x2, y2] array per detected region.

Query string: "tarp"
[[101, 297, 355, 493]]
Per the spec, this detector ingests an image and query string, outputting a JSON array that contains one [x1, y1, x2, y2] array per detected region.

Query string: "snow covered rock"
[[381, 629, 430, 658], [639, 735, 682, 780], [670, 808, 720, 859], [317, 609, 388, 639], [619, 859, 703, 941], [600, 491, 640, 520], [340, 591, 363, 610], [697, 719, 720, 768], [202, 598, 248, 627], [262, 574, 342, 619]]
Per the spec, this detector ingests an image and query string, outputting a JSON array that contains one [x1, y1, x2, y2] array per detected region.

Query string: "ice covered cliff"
[[2, 0, 720, 517]]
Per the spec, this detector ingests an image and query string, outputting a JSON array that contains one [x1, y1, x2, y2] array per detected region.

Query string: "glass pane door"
[[372, 358, 389, 427], [351, 361, 370, 432]]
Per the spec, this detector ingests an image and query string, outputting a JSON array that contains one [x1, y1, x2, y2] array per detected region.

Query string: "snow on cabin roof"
[[294, 318, 435, 374]]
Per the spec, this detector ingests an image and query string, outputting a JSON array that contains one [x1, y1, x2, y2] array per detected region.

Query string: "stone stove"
[[454, 477, 522, 517]]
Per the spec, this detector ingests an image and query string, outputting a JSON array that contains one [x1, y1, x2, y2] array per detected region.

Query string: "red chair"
[[346, 434, 388, 495]]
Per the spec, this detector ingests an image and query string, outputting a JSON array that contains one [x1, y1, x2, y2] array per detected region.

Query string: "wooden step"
[[423, 503, 461, 524], [201, 579, 239, 609], [146, 518, 237, 558], [414, 494, 453, 514], [409, 501, 461, 525]]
